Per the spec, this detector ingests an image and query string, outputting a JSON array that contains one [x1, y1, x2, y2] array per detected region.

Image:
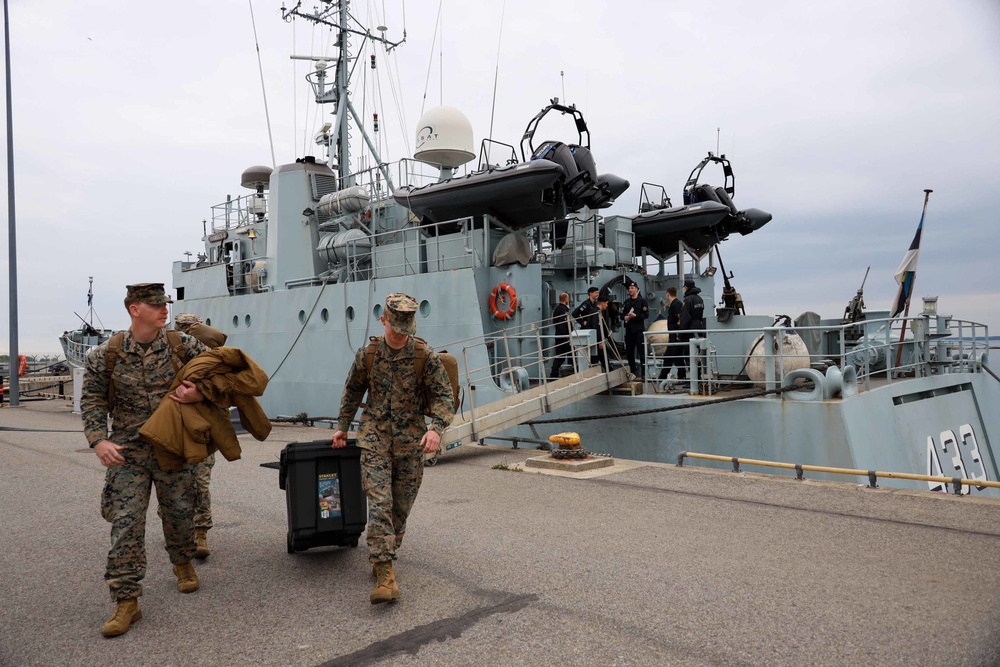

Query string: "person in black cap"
[[621, 280, 649, 379], [571, 287, 600, 331], [679, 278, 706, 359], [662, 286, 686, 380], [591, 295, 611, 371], [548, 292, 572, 380]]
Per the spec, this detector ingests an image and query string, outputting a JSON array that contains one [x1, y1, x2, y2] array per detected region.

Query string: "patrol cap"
[[125, 283, 173, 306], [384, 292, 418, 336], [174, 313, 204, 328], [683, 278, 696, 289]]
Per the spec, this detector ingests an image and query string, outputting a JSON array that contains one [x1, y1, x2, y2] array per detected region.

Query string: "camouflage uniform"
[[336, 294, 454, 563], [83, 287, 208, 603], [173, 313, 227, 532]]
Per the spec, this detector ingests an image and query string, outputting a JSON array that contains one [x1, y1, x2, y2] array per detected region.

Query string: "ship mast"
[[282, 0, 405, 189]]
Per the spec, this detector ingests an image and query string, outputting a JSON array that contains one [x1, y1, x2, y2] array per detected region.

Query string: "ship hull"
[[508, 371, 1000, 497]]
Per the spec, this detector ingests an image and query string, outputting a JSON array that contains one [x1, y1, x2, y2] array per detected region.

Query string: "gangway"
[[431, 365, 630, 462]]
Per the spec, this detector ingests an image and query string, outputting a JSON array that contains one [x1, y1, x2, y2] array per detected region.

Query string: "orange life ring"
[[17, 354, 28, 377], [489, 282, 518, 320]]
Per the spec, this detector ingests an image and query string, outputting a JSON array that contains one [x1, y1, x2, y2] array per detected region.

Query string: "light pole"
[[4, 0, 18, 407]]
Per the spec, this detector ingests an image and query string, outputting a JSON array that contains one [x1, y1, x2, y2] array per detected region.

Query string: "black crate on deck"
[[279, 440, 367, 553]]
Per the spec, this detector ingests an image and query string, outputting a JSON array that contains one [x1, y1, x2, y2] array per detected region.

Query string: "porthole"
[[245, 314, 252, 327], [205, 318, 212, 327], [321, 308, 329, 323], [373, 304, 383, 319], [419, 300, 431, 317], [298, 310, 306, 324], [232, 315, 239, 328], [346, 306, 355, 322]]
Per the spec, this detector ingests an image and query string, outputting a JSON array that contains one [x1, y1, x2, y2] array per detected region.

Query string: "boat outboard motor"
[[566, 144, 630, 209], [532, 140, 595, 210], [532, 140, 577, 180], [532, 140, 580, 248], [689, 178, 771, 239], [598, 173, 630, 205]]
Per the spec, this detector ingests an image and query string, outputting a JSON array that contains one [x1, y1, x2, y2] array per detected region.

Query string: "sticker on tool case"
[[317, 473, 342, 519]]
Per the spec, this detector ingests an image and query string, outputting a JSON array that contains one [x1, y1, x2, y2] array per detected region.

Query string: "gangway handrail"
[[676, 451, 1000, 495]]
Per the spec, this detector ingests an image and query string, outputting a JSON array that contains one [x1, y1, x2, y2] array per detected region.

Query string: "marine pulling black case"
[[278, 440, 367, 553]]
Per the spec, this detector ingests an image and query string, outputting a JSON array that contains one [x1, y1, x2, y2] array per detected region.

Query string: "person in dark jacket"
[[621, 281, 649, 378], [679, 278, 706, 337], [663, 286, 686, 379], [549, 292, 572, 379], [591, 295, 611, 371], [679, 279, 706, 380], [571, 286, 600, 330]]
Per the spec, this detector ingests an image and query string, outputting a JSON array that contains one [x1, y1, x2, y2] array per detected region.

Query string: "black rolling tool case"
[[278, 440, 367, 553]]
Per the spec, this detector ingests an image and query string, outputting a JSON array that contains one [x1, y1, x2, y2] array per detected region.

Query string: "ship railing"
[[61, 335, 107, 366], [431, 311, 616, 404], [209, 192, 268, 232], [641, 313, 990, 396], [338, 215, 520, 282], [394, 158, 474, 190]]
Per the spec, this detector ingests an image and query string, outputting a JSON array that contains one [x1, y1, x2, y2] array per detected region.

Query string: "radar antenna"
[[281, 0, 406, 189]]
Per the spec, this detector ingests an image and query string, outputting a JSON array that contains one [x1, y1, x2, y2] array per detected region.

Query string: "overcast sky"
[[1, 0, 998, 355]]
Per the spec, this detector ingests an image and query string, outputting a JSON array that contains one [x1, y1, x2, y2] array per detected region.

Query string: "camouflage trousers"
[[101, 442, 196, 602], [360, 442, 425, 563], [155, 451, 214, 527], [193, 452, 215, 530]]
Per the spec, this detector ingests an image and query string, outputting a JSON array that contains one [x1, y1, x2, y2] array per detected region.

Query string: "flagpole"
[[894, 189, 933, 370]]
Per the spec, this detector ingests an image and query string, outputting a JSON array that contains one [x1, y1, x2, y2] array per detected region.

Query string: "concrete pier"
[[2, 400, 999, 666]]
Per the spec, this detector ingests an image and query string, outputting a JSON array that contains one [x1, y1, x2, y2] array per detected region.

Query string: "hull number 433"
[[926, 424, 988, 493]]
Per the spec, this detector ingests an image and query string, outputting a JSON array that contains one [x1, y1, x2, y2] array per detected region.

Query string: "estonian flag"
[[890, 192, 931, 318]]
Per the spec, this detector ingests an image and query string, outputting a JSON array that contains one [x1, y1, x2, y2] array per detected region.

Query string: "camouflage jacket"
[[336, 336, 455, 451], [82, 328, 208, 447]]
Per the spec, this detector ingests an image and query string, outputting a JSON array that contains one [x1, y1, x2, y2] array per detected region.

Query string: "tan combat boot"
[[101, 598, 142, 637], [370, 561, 400, 604], [194, 528, 210, 559], [173, 562, 200, 593]]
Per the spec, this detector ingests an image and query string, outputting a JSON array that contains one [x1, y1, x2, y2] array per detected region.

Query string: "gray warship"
[[171, 1, 997, 496], [59, 277, 113, 369]]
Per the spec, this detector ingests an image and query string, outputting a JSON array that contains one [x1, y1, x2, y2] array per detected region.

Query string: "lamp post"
[[4, 0, 19, 407]]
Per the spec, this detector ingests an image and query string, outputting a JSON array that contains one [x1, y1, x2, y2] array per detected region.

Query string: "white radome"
[[413, 106, 475, 168]]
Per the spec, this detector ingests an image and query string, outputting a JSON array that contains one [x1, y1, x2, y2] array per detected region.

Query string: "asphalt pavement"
[[1, 399, 999, 667]]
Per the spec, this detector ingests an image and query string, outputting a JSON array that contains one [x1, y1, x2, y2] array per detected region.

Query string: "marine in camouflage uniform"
[[82, 283, 208, 637], [173, 312, 228, 558], [332, 293, 454, 604]]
